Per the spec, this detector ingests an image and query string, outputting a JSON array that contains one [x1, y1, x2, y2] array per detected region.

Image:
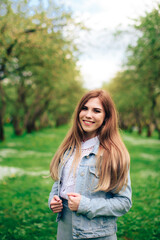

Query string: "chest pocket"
[[87, 166, 99, 192]]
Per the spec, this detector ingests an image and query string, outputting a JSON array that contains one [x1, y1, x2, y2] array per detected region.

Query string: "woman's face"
[[79, 97, 105, 140]]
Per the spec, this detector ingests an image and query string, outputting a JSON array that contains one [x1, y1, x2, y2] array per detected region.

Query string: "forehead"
[[84, 97, 103, 108]]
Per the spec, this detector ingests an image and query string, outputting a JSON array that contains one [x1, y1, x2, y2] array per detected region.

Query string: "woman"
[[48, 89, 132, 240]]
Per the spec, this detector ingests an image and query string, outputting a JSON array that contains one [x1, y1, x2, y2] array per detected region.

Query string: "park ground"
[[0, 125, 160, 240]]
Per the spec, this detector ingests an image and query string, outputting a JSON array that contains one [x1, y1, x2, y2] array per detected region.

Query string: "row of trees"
[[0, 0, 85, 141], [103, 5, 160, 138]]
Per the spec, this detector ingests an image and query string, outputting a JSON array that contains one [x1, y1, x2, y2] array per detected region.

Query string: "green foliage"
[[103, 4, 160, 138], [0, 0, 85, 139], [0, 125, 160, 240]]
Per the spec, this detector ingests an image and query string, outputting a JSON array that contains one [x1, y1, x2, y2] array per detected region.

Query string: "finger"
[[53, 210, 62, 213], [68, 201, 72, 207], [50, 197, 61, 205], [51, 205, 63, 212], [51, 206, 63, 211], [68, 204, 72, 211], [50, 204, 63, 209], [67, 195, 72, 201], [50, 201, 62, 206], [67, 192, 77, 197], [68, 196, 74, 203], [67, 195, 73, 202], [51, 207, 63, 211], [68, 205, 75, 211], [52, 208, 63, 213], [54, 195, 62, 202]]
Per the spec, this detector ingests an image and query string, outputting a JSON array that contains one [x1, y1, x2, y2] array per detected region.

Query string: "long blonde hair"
[[50, 89, 130, 193]]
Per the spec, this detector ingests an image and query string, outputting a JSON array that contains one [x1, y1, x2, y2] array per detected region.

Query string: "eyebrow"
[[84, 105, 102, 111], [94, 107, 102, 111]]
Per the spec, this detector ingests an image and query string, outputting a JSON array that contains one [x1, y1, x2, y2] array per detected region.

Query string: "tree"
[[0, 0, 85, 140], [103, 4, 160, 138], [127, 5, 160, 137], [103, 70, 149, 133]]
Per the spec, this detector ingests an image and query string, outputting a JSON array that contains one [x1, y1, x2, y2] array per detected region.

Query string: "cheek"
[[98, 115, 105, 126], [79, 113, 83, 126], [79, 111, 84, 119]]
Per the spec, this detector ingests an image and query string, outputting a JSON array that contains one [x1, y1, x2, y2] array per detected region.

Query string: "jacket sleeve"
[[48, 181, 58, 209], [77, 172, 132, 219]]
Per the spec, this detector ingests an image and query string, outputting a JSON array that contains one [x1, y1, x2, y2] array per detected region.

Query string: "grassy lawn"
[[0, 125, 160, 240]]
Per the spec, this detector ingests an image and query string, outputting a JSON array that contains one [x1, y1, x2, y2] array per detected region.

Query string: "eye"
[[94, 109, 101, 113], [81, 106, 88, 110]]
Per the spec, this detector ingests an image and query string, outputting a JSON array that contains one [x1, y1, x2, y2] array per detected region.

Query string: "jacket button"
[[80, 172, 84, 176], [86, 155, 89, 159]]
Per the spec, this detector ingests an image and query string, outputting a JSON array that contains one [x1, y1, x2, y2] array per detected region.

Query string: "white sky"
[[63, 0, 157, 89]]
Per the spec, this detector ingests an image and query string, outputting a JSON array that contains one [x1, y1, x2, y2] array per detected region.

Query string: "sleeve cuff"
[[77, 195, 91, 215]]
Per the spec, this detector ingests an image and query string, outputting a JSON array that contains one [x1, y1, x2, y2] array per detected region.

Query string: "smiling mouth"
[[83, 120, 94, 125]]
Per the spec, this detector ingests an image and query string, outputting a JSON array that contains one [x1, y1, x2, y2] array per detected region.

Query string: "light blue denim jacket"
[[48, 141, 132, 239]]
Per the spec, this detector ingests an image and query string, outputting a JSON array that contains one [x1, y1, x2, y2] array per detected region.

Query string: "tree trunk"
[[147, 126, 151, 137], [26, 121, 36, 133], [55, 114, 69, 127], [0, 82, 5, 141], [12, 116, 23, 136], [147, 123, 154, 137], [39, 112, 49, 128], [24, 98, 50, 133], [134, 109, 143, 135], [138, 124, 142, 135], [158, 130, 160, 140], [0, 113, 4, 141], [119, 117, 128, 130], [154, 118, 160, 140]]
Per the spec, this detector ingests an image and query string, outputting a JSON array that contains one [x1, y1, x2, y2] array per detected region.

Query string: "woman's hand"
[[67, 193, 81, 211], [50, 195, 63, 213]]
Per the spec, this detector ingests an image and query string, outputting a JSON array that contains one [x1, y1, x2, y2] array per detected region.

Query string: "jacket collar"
[[91, 138, 100, 155]]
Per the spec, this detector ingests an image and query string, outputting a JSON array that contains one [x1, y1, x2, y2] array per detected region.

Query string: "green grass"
[[0, 125, 160, 240]]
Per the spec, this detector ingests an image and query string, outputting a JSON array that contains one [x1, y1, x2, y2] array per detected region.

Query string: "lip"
[[83, 120, 94, 126]]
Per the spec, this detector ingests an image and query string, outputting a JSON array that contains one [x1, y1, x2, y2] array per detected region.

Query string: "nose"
[[85, 110, 92, 118]]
